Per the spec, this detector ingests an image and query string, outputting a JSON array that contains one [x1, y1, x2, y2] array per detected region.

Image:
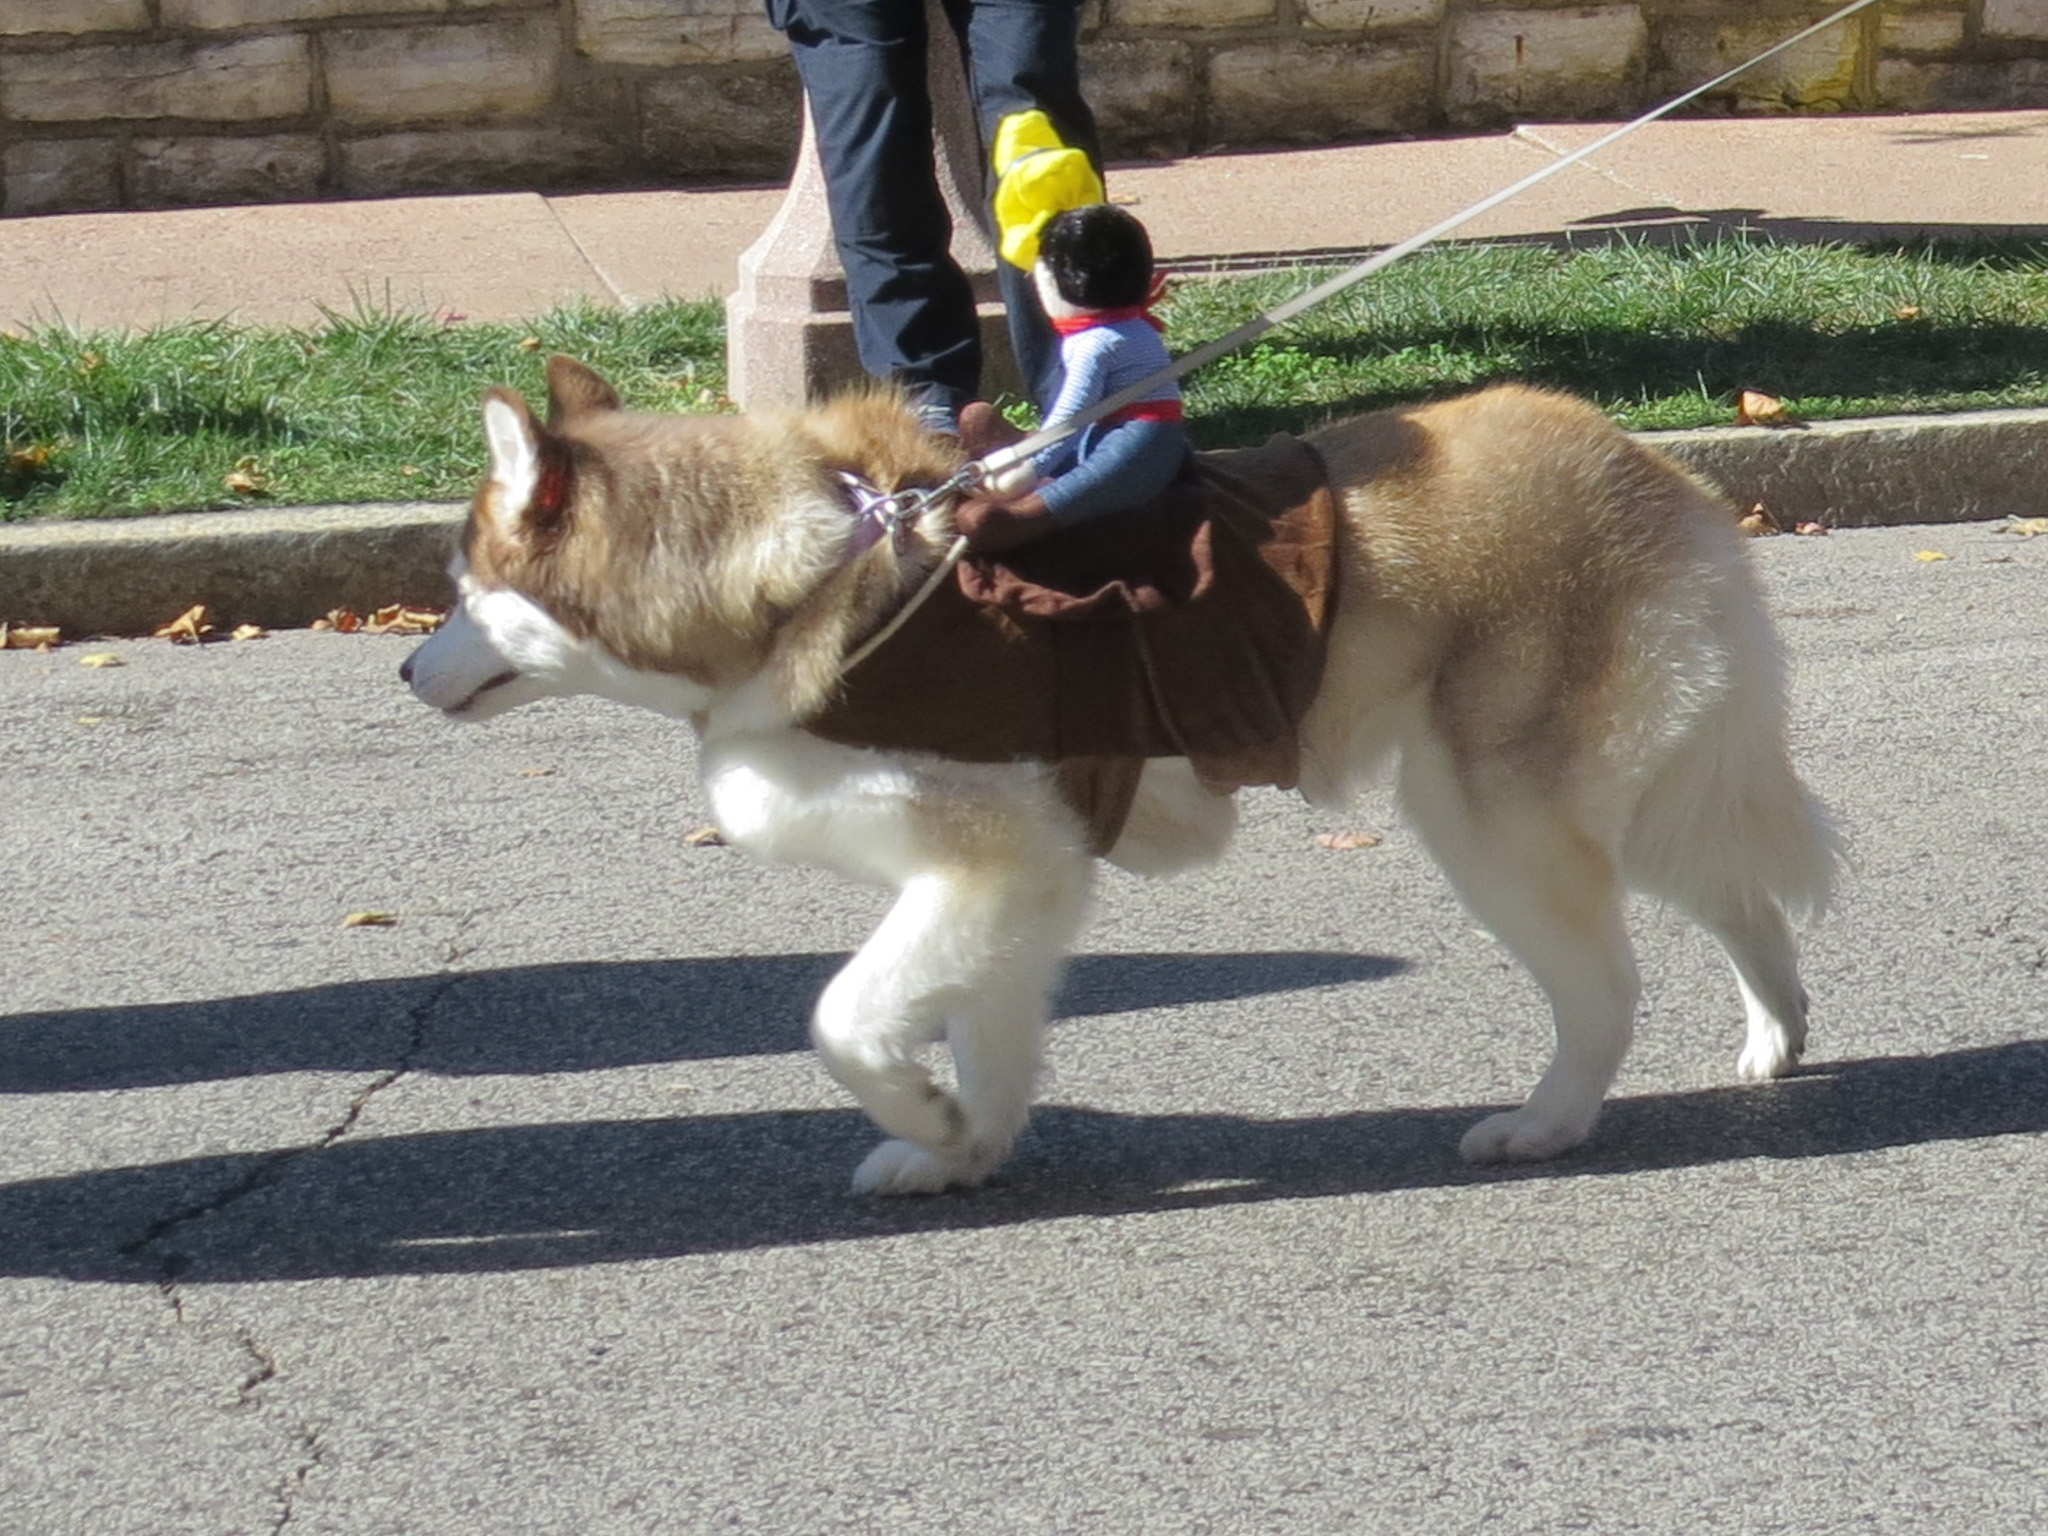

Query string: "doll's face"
[[1032, 260, 1089, 321]]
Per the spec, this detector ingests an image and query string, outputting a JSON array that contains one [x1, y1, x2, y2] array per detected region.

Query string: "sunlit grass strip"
[[4, 235, 2046, 519], [1, 301, 725, 521], [1169, 236, 2048, 441]]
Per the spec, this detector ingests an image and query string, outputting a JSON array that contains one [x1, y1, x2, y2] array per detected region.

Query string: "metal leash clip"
[[832, 463, 985, 676], [845, 462, 988, 554], [840, 471, 946, 556]]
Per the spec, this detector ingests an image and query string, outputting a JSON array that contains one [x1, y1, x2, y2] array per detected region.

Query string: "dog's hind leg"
[[1631, 842, 1821, 1082], [1400, 748, 1642, 1163], [1621, 689, 1838, 1085], [1695, 897, 1810, 1081], [814, 854, 1093, 1195]]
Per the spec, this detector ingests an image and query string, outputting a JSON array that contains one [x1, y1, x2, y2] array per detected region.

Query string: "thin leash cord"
[[971, 0, 1884, 484], [840, 533, 970, 674]]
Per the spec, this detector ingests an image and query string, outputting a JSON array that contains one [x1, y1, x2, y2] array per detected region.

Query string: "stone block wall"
[[3, 1, 2046, 215]]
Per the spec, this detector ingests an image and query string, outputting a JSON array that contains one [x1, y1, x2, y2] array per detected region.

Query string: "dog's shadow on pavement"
[[3, 1044, 2043, 1286], [0, 951, 1403, 1093], [4, 955, 2046, 1284]]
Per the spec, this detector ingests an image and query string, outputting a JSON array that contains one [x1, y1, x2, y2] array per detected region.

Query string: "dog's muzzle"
[[400, 619, 524, 715]]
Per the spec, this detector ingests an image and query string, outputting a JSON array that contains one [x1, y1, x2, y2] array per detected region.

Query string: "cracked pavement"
[[3, 522, 2047, 1533]]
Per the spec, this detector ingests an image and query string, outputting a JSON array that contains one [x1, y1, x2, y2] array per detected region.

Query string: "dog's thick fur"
[[404, 356, 1838, 1194]]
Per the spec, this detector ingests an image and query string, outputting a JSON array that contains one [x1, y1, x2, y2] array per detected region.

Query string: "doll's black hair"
[[1039, 203, 1154, 311]]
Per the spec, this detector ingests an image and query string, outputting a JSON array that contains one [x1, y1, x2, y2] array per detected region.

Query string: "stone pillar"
[[725, 0, 1020, 411]]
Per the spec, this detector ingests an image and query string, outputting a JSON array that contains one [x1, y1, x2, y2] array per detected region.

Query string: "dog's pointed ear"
[[545, 355, 622, 426], [480, 386, 573, 543]]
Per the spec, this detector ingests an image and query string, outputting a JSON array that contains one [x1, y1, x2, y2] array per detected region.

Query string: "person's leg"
[[945, 0, 1099, 404], [774, 0, 981, 424], [1036, 420, 1188, 526]]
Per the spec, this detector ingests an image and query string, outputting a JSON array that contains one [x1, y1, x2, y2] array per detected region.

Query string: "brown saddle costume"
[[805, 434, 1342, 854]]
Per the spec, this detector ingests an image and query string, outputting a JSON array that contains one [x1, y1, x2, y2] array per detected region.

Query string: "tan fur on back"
[[1303, 386, 1740, 804]]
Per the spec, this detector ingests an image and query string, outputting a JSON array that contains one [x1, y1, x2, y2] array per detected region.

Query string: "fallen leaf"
[[7, 443, 54, 473], [230, 623, 269, 642], [317, 608, 363, 633], [2002, 518, 2048, 538], [1, 622, 61, 649], [154, 605, 215, 643], [1894, 305, 1925, 321], [78, 652, 124, 668], [363, 604, 445, 635], [518, 767, 557, 779], [1736, 390, 1797, 427], [223, 456, 269, 496], [519, 336, 543, 351], [341, 911, 396, 928], [1737, 502, 1782, 538], [1315, 830, 1383, 851], [1794, 521, 1830, 537], [684, 826, 727, 847], [1914, 550, 1951, 562]]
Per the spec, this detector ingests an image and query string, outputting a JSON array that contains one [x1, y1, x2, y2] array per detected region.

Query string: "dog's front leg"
[[814, 857, 1092, 1196]]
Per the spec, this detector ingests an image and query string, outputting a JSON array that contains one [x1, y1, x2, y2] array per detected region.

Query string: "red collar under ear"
[[532, 455, 571, 520]]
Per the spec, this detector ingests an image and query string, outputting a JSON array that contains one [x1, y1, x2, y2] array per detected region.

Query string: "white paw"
[[1736, 1033, 1802, 1082], [1459, 1106, 1596, 1164], [850, 1138, 999, 1197]]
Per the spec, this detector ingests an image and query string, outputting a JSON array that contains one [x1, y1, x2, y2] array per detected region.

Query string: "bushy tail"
[[1623, 682, 1843, 921]]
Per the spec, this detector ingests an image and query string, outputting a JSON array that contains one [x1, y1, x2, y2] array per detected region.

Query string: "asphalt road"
[[4, 521, 2046, 1535]]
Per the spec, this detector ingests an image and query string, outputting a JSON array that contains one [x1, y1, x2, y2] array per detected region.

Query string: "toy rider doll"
[[955, 124, 1190, 553]]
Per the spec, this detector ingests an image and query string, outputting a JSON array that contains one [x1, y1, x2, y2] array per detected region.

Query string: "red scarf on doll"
[[1049, 272, 1170, 336]]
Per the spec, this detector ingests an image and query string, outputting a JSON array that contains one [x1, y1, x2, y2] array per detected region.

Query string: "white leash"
[[970, 0, 1885, 485]]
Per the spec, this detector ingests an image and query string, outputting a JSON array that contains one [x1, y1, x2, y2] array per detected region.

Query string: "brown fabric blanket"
[[804, 433, 1341, 851]]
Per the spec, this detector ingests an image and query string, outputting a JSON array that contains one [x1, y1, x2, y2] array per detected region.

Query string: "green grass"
[[5, 235, 2047, 520], [1, 301, 725, 521], [1173, 237, 2048, 445]]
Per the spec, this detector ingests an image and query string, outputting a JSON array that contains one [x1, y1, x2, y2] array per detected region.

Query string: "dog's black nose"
[[398, 654, 415, 684]]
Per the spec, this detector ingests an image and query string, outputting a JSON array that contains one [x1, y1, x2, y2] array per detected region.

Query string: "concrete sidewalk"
[[4, 110, 2048, 634], [6, 110, 2046, 332]]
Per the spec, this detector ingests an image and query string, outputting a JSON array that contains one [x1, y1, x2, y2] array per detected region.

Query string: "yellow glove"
[[992, 109, 1105, 270]]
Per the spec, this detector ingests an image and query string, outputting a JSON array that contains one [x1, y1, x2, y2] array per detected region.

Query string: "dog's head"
[[402, 356, 962, 727]]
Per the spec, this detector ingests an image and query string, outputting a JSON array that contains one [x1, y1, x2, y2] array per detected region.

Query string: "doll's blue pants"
[[1036, 419, 1191, 527]]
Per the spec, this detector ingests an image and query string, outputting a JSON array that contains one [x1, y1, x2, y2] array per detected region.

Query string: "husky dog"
[[403, 356, 1837, 1195]]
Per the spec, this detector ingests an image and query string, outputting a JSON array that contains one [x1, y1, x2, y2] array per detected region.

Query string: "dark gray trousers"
[[767, 0, 1099, 422]]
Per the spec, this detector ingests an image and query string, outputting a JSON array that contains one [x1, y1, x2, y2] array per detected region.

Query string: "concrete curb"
[[0, 501, 463, 637], [5, 408, 2047, 637], [1644, 406, 2048, 529]]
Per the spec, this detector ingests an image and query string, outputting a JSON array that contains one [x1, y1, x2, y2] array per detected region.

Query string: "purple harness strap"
[[837, 472, 909, 560]]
